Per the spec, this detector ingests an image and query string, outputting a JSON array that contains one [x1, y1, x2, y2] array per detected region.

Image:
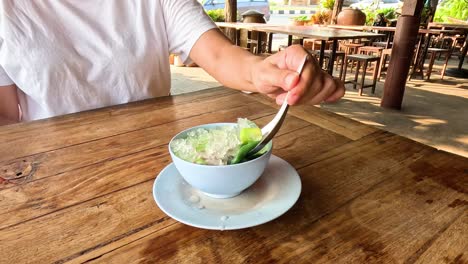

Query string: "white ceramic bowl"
[[168, 123, 272, 199]]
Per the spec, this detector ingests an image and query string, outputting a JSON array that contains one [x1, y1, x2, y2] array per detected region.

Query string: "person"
[[0, 0, 344, 126], [373, 13, 388, 27]]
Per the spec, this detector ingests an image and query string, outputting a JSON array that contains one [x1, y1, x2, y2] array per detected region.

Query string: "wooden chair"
[[309, 50, 346, 78], [358, 46, 384, 57], [341, 42, 365, 72], [303, 39, 332, 51], [340, 42, 364, 55], [426, 48, 451, 80], [372, 41, 390, 48], [342, 54, 380, 96], [377, 48, 392, 81]]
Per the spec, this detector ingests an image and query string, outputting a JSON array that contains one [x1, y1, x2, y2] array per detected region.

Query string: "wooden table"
[[0, 88, 467, 263], [255, 25, 385, 75], [328, 25, 397, 32], [216, 22, 275, 52]]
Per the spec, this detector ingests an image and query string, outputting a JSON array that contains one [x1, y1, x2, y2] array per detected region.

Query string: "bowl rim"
[[168, 122, 272, 168]]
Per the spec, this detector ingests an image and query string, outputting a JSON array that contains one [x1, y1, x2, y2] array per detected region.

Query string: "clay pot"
[[241, 10, 266, 23], [240, 10, 267, 52], [337, 8, 366, 26]]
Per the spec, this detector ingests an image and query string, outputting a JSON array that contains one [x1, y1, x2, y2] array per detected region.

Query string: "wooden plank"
[[0, 102, 276, 189], [414, 212, 467, 264], [271, 125, 349, 169], [0, 111, 319, 230], [0, 118, 356, 263], [0, 87, 234, 136], [249, 93, 378, 140], [261, 153, 467, 263], [0, 90, 247, 162], [82, 142, 466, 263], [0, 180, 176, 264], [74, 132, 434, 263]]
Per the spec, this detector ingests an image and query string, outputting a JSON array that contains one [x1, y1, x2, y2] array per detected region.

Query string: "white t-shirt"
[[0, 0, 216, 121]]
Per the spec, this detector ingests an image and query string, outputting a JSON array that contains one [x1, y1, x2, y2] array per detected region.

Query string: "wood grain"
[[249, 93, 378, 140], [0, 180, 173, 263], [0, 88, 239, 161], [0, 102, 275, 188], [0, 121, 351, 262], [414, 212, 467, 264], [0, 88, 466, 264], [76, 131, 455, 263], [0, 103, 318, 229]]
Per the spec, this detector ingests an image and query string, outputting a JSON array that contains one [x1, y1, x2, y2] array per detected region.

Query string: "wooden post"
[[428, 0, 438, 23], [331, 0, 344, 25], [225, 0, 237, 43], [380, 0, 424, 110]]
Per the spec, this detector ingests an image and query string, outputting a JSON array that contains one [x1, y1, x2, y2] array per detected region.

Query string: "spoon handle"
[[248, 54, 309, 156]]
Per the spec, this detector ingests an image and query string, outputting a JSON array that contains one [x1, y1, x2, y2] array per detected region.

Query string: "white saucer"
[[153, 155, 301, 230]]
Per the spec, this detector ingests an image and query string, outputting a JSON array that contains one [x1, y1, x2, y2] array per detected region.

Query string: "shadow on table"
[[321, 77, 468, 157]]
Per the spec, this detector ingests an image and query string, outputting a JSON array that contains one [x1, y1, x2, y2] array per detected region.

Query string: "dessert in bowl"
[[168, 119, 272, 198]]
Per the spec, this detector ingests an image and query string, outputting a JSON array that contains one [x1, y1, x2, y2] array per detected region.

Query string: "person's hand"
[[250, 45, 345, 105]]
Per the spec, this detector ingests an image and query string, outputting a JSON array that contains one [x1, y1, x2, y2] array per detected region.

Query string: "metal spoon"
[[244, 54, 309, 158]]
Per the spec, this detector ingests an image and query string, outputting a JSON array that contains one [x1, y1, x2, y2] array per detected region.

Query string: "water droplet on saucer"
[[220, 215, 229, 221], [197, 204, 205, 209]]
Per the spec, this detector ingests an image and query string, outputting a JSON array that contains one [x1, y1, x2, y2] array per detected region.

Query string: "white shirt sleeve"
[[0, 65, 14, 86], [161, 0, 217, 64]]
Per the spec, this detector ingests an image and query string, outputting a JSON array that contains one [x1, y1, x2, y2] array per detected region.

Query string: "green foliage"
[[206, 9, 225, 22], [320, 0, 335, 10], [434, 0, 468, 22], [379, 7, 396, 20], [362, 7, 397, 25], [363, 8, 377, 25], [293, 15, 310, 21]]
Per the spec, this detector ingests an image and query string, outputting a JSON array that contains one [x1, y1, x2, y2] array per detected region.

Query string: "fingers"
[[324, 78, 345, 103], [287, 70, 344, 105], [275, 92, 289, 105], [307, 75, 340, 105], [286, 56, 323, 105], [253, 44, 345, 105], [256, 62, 300, 92], [267, 44, 310, 71]]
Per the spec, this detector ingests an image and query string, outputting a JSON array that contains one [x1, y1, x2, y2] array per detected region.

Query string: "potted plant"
[[290, 15, 309, 26], [308, 10, 332, 25]]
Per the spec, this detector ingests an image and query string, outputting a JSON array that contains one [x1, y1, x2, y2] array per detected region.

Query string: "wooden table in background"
[[255, 25, 384, 75], [428, 22, 468, 79], [216, 22, 275, 51], [0, 88, 467, 263]]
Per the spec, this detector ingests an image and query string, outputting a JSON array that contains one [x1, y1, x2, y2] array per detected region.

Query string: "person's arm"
[[0, 84, 20, 126], [189, 29, 345, 105]]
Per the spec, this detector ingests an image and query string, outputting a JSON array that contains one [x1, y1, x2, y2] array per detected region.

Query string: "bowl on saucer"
[[168, 123, 272, 199]]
